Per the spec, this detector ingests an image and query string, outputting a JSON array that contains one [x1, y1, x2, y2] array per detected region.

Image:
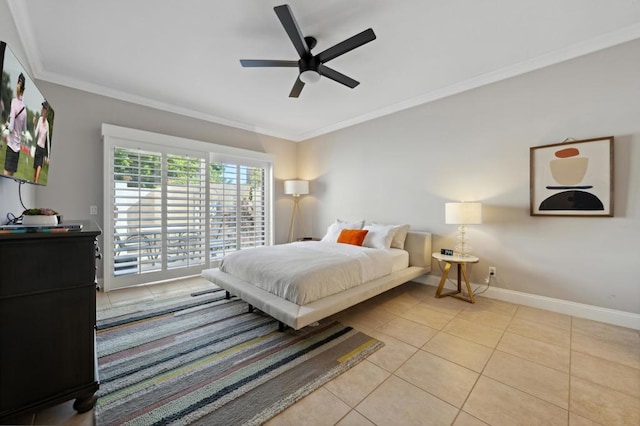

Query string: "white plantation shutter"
[[166, 154, 207, 269], [209, 162, 267, 261], [112, 148, 163, 276], [102, 124, 273, 291]]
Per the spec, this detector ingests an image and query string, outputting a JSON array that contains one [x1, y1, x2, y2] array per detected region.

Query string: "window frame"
[[101, 124, 274, 291]]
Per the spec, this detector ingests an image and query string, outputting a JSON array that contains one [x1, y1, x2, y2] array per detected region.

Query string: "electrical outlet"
[[489, 266, 496, 276], [90, 205, 98, 215]]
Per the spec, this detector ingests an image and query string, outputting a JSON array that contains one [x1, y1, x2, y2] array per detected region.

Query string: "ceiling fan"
[[240, 4, 376, 98]]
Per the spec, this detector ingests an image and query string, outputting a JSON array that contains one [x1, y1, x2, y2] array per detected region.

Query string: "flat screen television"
[[0, 41, 55, 186]]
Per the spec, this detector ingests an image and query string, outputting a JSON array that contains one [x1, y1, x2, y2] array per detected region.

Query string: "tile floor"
[[6, 278, 639, 426]]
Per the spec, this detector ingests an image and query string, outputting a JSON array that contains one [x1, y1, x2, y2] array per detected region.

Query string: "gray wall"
[[0, 78, 298, 276], [1, 1, 299, 276], [298, 39, 640, 314], [30, 81, 298, 239], [0, 0, 35, 220]]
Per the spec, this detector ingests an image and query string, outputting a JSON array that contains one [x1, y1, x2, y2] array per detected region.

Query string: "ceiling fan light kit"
[[240, 4, 376, 98], [299, 70, 321, 84]]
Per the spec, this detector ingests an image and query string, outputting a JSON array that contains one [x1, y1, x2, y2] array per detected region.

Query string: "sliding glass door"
[[102, 124, 273, 291]]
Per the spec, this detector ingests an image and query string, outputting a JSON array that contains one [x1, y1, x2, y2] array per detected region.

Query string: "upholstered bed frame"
[[202, 231, 432, 330]]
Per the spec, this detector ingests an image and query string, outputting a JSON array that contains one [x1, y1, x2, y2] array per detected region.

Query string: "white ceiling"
[[7, 0, 640, 141]]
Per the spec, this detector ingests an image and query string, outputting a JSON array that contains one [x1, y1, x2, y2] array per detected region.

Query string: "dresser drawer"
[[0, 236, 96, 298]]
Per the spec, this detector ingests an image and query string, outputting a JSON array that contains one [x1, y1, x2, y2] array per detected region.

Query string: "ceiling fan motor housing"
[[299, 55, 320, 74]]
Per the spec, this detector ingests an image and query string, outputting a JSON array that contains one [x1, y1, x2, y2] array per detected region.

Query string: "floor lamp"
[[445, 202, 482, 257], [285, 180, 309, 243]]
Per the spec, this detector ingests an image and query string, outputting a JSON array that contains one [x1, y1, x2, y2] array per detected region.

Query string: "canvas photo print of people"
[[0, 41, 55, 186]]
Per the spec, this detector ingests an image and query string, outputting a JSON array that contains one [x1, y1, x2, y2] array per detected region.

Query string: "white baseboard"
[[415, 275, 640, 330]]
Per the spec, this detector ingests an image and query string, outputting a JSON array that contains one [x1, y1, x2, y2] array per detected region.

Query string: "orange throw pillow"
[[337, 229, 369, 246]]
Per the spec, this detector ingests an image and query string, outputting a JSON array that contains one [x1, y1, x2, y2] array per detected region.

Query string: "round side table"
[[432, 252, 479, 303]]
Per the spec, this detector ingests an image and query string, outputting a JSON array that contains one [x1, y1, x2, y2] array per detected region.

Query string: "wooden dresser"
[[0, 221, 101, 422]]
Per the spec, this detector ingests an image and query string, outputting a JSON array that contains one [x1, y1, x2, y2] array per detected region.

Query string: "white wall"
[[298, 39, 640, 314]]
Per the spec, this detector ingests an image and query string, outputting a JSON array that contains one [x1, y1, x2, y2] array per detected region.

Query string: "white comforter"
[[219, 241, 393, 305]]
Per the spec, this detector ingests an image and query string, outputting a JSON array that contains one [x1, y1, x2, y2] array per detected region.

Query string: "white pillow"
[[321, 218, 365, 242], [362, 223, 396, 249], [373, 223, 410, 249]]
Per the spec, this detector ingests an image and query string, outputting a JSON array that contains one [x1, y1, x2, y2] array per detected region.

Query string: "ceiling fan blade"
[[318, 64, 359, 88], [274, 4, 309, 58], [289, 77, 305, 98], [317, 28, 376, 63], [240, 59, 298, 67]]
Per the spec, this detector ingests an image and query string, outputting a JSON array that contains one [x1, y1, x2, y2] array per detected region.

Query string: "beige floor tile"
[[34, 400, 93, 425], [356, 375, 458, 426], [346, 306, 397, 330], [507, 317, 570, 348], [146, 280, 193, 297], [455, 309, 514, 330], [572, 331, 640, 369], [400, 281, 435, 301], [397, 304, 457, 330], [265, 386, 351, 426], [484, 350, 569, 409], [461, 296, 519, 316], [569, 412, 600, 426], [106, 284, 154, 305], [571, 351, 640, 398], [366, 331, 419, 372], [419, 292, 467, 316], [570, 376, 640, 426], [464, 376, 568, 426], [396, 350, 479, 408], [572, 317, 639, 347], [422, 332, 493, 373], [184, 276, 217, 290], [324, 360, 390, 408], [335, 410, 375, 426], [515, 305, 572, 331], [338, 321, 375, 335], [375, 316, 438, 348], [442, 317, 504, 348], [334, 309, 376, 335], [453, 411, 490, 426], [497, 331, 570, 373], [378, 292, 423, 315]]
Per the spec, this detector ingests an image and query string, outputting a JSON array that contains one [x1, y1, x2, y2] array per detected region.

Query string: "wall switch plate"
[[441, 248, 454, 256]]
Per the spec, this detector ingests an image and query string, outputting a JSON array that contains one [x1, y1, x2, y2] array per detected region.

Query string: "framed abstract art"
[[530, 137, 614, 217]]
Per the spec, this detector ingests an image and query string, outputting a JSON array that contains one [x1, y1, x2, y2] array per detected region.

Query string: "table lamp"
[[445, 202, 482, 257], [284, 180, 309, 242]]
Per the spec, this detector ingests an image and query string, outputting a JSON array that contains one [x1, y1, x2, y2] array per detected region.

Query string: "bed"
[[202, 224, 431, 330]]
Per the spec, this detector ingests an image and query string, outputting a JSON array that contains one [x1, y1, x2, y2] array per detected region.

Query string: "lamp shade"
[[445, 202, 482, 225], [284, 180, 309, 196]]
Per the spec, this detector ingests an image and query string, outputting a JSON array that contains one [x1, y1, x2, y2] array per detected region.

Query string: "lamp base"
[[287, 196, 305, 243], [455, 225, 473, 257]]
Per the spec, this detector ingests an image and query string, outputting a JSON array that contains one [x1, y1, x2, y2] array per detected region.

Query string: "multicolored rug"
[[95, 288, 383, 425]]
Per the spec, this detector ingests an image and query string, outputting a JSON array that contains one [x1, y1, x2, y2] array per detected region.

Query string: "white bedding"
[[388, 248, 409, 272], [219, 241, 396, 305]]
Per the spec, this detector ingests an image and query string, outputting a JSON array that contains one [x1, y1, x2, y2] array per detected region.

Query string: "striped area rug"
[[95, 288, 383, 425]]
